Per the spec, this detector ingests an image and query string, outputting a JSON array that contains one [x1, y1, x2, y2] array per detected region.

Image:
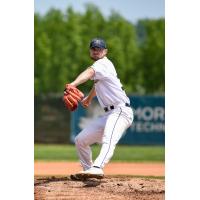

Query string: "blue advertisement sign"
[[70, 96, 165, 145]]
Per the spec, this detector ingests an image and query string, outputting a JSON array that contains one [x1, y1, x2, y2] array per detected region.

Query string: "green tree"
[[34, 14, 52, 95], [136, 19, 165, 94], [106, 11, 140, 93], [42, 9, 68, 92], [34, 5, 165, 95]]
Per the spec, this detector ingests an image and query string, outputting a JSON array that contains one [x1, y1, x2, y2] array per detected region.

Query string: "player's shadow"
[[82, 179, 103, 187]]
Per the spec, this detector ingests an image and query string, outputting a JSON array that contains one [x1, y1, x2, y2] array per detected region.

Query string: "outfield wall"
[[34, 95, 165, 145]]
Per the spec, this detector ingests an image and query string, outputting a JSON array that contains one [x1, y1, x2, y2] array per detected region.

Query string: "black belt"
[[104, 103, 130, 112]]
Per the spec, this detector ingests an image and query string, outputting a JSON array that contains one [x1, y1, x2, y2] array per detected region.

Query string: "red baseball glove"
[[63, 84, 84, 111]]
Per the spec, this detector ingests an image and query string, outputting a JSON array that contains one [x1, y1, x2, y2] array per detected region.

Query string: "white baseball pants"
[[74, 105, 134, 170]]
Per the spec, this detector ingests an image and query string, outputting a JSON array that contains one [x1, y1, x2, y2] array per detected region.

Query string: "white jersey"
[[75, 56, 134, 170], [91, 56, 130, 108]]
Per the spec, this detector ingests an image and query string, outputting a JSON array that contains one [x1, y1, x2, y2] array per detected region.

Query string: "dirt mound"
[[34, 176, 165, 200]]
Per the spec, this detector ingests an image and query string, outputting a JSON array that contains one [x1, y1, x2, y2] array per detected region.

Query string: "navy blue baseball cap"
[[89, 38, 107, 49]]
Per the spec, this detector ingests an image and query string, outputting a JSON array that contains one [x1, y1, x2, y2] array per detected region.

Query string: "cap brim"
[[90, 45, 106, 49]]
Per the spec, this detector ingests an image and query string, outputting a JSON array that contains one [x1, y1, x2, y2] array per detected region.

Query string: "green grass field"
[[34, 144, 165, 162]]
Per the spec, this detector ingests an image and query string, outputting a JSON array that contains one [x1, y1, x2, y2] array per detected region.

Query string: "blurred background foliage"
[[34, 4, 165, 96]]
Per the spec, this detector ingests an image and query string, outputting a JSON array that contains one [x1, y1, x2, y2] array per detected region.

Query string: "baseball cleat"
[[76, 166, 104, 179]]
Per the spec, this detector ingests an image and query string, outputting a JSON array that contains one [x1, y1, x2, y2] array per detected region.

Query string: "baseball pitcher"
[[64, 38, 134, 180]]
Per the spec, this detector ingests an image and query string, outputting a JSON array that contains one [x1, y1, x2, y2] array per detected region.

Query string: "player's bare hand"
[[81, 96, 91, 108]]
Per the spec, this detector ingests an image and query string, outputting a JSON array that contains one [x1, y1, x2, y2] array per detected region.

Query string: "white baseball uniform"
[[75, 56, 134, 170]]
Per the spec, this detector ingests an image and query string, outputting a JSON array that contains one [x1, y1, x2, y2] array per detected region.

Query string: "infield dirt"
[[34, 162, 164, 176]]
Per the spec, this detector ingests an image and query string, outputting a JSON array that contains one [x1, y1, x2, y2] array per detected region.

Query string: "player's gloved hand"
[[63, 84, 84, 111]]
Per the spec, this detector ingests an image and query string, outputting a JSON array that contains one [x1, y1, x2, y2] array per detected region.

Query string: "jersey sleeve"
[[90, 60, 106, 80]]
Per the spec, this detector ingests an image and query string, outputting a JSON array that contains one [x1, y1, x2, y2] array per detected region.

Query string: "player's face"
[[90, 48, 107, 61]]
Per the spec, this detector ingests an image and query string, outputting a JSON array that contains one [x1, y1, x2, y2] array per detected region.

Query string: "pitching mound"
[[34, 176, 165, 200]]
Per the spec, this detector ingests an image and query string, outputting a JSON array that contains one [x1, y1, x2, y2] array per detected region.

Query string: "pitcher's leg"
[[75, 117, 105, 170], [93, 108, 133, 168]]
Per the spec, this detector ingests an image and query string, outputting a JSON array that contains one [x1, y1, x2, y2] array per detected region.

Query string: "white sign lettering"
[[130, 122, 165, 133], [134, 106, 165, 121]]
